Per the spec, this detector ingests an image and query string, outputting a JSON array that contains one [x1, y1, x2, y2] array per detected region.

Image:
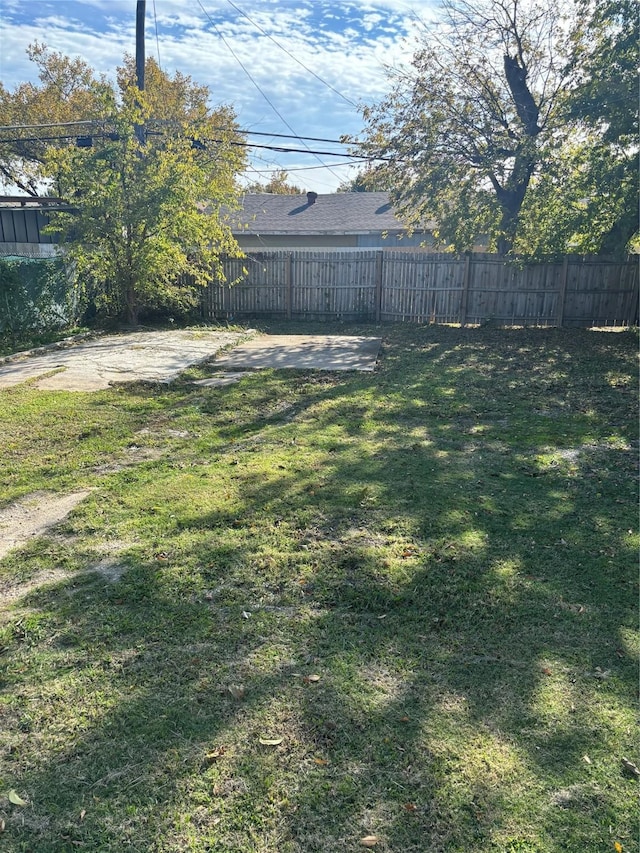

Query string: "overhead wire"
[[195, 0, 346, 184], [0, 119, 359, 147], [0, 131, 384, 160], [223, 0, 357, 108], [243, 161, 368, 173], [152, 0, 163, 72]]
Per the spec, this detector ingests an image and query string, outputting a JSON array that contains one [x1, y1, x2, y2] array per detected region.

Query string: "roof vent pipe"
[[306, 191, 318, 205]]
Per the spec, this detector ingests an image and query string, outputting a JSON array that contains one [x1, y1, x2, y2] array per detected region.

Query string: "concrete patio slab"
[[213, 335, 381, 372], [0, 330, 246, 391]]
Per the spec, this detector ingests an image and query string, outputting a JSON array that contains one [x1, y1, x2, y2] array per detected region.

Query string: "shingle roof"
[[223, 191, 428, 236]]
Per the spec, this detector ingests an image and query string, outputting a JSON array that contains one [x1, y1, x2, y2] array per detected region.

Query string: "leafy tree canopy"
[[353, 0, 637, 257], [0, 43, 113, 195], [245, 169, 303, 194], [0, 45, 246, 325], [336, 168, 389, 192]]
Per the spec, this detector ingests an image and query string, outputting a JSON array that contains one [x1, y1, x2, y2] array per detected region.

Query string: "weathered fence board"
[[203, 250, 638, 327]]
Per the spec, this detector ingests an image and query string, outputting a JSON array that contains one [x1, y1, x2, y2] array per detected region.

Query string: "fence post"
[[629, 259, 640, 326], [374, 250, 384, 323], [556, 255, 569, 327], [286, 252, 293, 320], [460, 252, 472, 326]]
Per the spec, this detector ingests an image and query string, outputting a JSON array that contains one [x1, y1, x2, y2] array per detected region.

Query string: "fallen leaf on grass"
[[401, 548, 418, 558], [541, 667, 553, 676], [8, 790, 28, 806], [403, 803, 417, 812], [79, 809, 86, 821], [259, 737, 283, 746], [621, 758, 640, 779], [0, 818, 5, 831], [614, 842, 623, 852], [227, 684, 246, 700], [205, 746, 226, 763], [303, 674, 321, 684], [313, 757, 329, 766], [583, 754, 592, 765], [360, 836, 379, 847]]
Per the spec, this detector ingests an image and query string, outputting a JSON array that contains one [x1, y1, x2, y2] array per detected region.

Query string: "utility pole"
[[135, 0, 146, 144]]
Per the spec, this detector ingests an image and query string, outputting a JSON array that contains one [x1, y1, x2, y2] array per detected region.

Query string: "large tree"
[[1, 46, 246, 325], [354, 0, 577, 255], [0, 43, 115, 195], [566, 0, 638, 254], [512, 0, 638, 258]]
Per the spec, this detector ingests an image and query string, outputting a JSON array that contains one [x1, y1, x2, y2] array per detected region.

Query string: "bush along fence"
[[0, 256, 76, 343], [201, 250, 639, 327]]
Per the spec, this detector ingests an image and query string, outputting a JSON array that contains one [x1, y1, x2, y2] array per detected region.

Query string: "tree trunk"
[[124, 273, 138, 326], [495, 153, 536, 255]]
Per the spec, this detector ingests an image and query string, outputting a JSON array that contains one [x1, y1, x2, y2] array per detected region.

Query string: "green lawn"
[[0, 322, 637, 852]]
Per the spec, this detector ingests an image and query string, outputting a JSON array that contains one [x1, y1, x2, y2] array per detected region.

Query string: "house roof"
[[222, 191, 429, 236], [0, 195, 74, 211]]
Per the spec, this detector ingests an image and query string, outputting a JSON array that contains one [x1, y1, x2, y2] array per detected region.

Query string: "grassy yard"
[[0, 322, 637, 853]]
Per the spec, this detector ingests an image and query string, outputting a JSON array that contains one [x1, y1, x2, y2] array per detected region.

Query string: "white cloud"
[[1, 0, 432, 191]]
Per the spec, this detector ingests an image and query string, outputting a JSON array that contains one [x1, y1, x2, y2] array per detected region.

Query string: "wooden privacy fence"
[[201, 251, 639, 327]]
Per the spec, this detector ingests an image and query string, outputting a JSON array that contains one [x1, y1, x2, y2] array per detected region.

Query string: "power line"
[[243, 161, 368, 173], [0, 119, 357, 147], [0, 131, 385, 160], [0, 120, 97, 131], [233, 129, 352, 145], [152, 0, 163, 72], [223, 0, 357, 108], [195, 0, 346, 184]]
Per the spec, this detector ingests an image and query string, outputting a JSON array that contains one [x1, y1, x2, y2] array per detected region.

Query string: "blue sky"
[[0, 0, 434, 192]]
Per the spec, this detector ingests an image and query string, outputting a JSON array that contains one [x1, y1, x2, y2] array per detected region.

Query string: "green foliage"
[[562, 0, 639, 255], [517, 135, 638, 258], [31, 58, 246, 324], [0, 257, 76, 342], [245, 169, 303, 194], [356, 0, 573, 255], [1, 48, 246, 325], [336, 167, 389, 193], [0, 42, 113, 195], [355, 0, 637, 258]]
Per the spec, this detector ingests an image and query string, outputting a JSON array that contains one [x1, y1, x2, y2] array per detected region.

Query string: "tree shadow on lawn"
[[0, 326, 637, 852]]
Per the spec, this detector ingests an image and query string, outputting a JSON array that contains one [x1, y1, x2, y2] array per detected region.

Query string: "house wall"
[[0, 208, 57, 258], [236, 234, 358, 250], [357, 232, 433, 248], [235, 231, 434, 251]]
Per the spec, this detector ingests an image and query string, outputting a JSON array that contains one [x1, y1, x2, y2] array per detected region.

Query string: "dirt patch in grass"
[[0, 490, 91, 561], [0, 566, 79, 604]]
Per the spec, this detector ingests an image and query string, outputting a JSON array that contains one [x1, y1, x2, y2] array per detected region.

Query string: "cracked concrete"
[[0, 329, 246, 391], [0, 330, 381, 391]]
